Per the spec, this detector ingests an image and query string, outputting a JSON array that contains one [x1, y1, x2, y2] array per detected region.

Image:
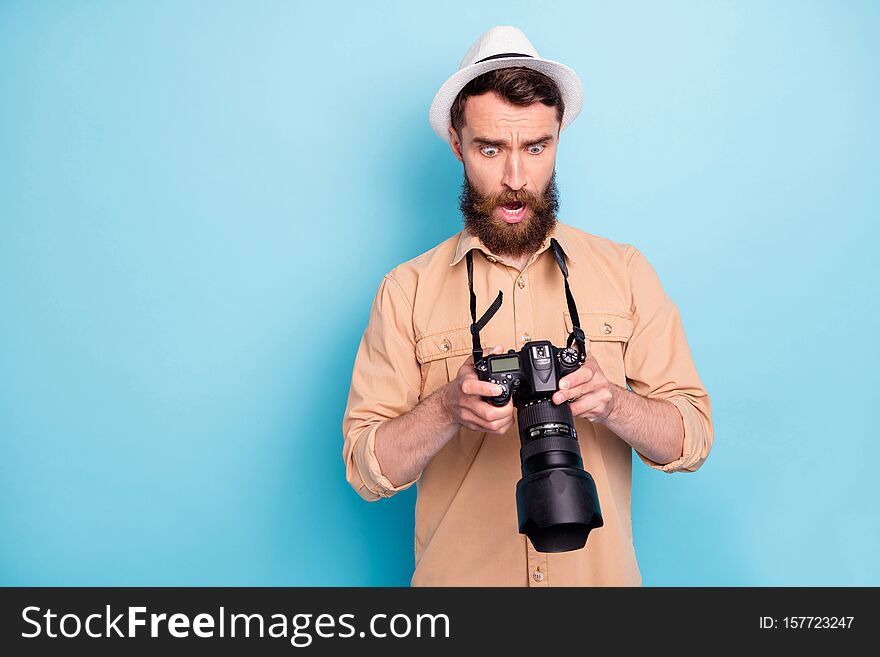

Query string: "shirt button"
[[440, 339, 451, 352], [532, 569, 545, 582], [517, 277, 526, 289], [521, 333, 531, 344], [603, 323, 612, 335], [487, 255, 497, 263]]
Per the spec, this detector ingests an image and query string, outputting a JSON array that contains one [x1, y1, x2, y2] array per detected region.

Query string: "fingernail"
[[560, 379, 570, 389], [494, 386, 504, 395]]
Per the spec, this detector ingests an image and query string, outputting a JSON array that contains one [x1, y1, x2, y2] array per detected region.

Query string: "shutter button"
[[603, 323, 612, 335], [532, 569, 545, 583]]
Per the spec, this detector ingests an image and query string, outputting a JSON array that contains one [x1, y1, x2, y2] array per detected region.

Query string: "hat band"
[[474, 52, 533, 64]]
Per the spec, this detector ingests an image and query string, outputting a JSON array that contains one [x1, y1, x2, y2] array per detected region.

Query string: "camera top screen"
[[489, 355, 520, 373]]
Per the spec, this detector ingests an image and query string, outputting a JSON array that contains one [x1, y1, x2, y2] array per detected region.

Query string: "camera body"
[[475, 340, 583, 407]]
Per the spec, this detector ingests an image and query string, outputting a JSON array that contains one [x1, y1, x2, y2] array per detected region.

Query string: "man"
[[342, 26, 713, 586]]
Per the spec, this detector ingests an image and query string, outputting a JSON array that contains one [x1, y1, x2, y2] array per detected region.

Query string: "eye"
[[528, 144, 546, 155], [480, 146, 499, 157]]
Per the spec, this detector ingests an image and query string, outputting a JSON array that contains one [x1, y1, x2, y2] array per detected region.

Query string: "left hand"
[[552, 351, 618, 423]]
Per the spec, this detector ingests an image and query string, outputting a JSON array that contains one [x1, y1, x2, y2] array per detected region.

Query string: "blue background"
[[1, 0, 877, 586]]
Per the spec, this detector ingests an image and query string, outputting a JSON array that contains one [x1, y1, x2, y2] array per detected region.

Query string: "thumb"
[[491, 344, 505, 355]]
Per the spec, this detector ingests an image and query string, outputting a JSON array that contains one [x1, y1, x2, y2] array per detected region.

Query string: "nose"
[[501, 150, 527, 192]]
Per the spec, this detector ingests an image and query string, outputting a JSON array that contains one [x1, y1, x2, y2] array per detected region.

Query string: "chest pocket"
[[415, 326, 481, 400], [564, 312, 634, 387]]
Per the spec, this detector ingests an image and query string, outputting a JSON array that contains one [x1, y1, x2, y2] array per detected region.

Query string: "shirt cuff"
[[636, 396, 711, 474], [353, 422, 420, 499]]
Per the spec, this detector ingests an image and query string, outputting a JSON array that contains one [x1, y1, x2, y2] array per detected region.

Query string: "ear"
[[448, 126, 463, 162]]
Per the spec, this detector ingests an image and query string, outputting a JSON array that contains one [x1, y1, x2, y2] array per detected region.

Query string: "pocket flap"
[[415, 326, 477, 364], [564, 312, 634, 342]]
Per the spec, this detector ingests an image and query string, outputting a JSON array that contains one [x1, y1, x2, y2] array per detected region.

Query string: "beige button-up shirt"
[[342, 221, 713, 586]]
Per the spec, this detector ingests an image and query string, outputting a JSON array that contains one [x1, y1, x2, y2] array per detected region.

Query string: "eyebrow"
[[471, 133, 555, 148]]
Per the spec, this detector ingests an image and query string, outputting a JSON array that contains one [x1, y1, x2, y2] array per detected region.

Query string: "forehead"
[[461, 91, 559, 140]]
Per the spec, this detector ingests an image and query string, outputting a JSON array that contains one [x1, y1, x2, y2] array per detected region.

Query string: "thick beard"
[[459, 170, 559, 259]]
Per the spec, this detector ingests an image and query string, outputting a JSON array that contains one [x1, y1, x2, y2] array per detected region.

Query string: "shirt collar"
[[449, 221, 577, 267]]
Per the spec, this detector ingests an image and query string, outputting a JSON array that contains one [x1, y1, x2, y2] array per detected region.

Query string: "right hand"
[[440, 345, 516, 434]]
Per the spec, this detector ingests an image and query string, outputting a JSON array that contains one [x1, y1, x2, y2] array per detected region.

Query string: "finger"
[[465, 396, 513, 423], [461, 378, 506, 398], [485, 417, 514, 434], [477, 399, 515, 423], [460, 407, 508, 433], [554, 377, 604, 405], [559, 364, 594, 391], [461, 344, 506, 389], [553, 370, 595, 405], [495, 411, 516, 431], [459, 407, 488, 431], [480, 406, 515, 434], [570, 388, 613, 419]]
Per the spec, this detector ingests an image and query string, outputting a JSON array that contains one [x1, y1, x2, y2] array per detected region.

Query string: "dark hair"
[[450, 66, 565, 137]]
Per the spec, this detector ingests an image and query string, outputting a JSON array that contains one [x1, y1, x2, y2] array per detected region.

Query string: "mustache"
[[470, 187, 549, 214], [492, 191, 539, 205]]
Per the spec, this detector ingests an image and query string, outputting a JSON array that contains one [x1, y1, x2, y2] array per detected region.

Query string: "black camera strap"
[[465, 239, 587, 363], [466, 250, 503, 363], [550, 238, 588, 358]]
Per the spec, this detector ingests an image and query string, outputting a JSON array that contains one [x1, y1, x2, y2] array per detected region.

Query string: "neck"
[[503, 252, 533, 272]]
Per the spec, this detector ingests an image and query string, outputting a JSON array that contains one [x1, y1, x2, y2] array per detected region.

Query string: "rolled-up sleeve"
[[342, 274, 422, 501], [622, 248, 714, 474]]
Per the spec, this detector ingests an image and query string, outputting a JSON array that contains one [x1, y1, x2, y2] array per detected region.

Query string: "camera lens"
[[515, 399, 603, 552]]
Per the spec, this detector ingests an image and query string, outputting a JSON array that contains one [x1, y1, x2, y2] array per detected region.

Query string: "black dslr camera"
[[466, 240, 604, 553], [475, 341, 582, 408]]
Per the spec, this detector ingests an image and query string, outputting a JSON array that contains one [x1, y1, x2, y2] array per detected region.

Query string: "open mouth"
[[499, 201, 527, 223]]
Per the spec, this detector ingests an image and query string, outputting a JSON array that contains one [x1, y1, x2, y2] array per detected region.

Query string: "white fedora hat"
[[429, 26, 584, 144]]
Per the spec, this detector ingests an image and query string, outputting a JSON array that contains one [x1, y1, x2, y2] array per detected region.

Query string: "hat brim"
[[429, 56, 584, 144]]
